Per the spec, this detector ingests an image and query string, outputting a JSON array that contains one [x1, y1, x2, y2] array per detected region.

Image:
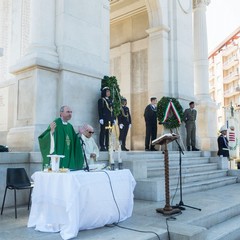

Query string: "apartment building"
[[208, 27, 240, 131]]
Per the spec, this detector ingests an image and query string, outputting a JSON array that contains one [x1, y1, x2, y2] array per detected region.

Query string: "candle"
[[109, 145, 114, 164], [118, 144, 122, 163]]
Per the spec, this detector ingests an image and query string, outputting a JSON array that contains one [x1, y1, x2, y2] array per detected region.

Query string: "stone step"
[[206, 215, 240, 240], [123, 151, 202, 160], [147, 157, 210, 168], [134, 176, 237, 202], [174, 176, 237, 195], [148, 170, 228, 185], [189, 202, 240, 240], [147, 163, 218, 177]]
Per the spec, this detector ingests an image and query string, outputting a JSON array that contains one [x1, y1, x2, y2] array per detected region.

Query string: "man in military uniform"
[[118, 98, 131, 151], [144, 97, 158, 151], [98, 87, 115, 151], [183, 101, 199, 151]]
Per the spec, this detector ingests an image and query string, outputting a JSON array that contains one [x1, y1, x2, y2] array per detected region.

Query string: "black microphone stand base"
[[156, 207, 181, 216], [173, 201, 201, 211]]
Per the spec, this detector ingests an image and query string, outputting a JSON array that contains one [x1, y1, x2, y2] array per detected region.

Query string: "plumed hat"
[[220, 125, 227, 132]]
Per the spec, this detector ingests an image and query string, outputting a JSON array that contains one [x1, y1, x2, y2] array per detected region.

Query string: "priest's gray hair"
[[60, 106, 67, 112]]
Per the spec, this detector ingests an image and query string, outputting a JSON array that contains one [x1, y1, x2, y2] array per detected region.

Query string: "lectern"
[[152, 133, 181, 215]]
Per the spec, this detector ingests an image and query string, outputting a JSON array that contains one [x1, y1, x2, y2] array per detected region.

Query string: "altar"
[[28, 169, 136, 240]]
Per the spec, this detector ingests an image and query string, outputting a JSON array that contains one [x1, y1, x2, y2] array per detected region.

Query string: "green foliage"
[[101, 76, 122, 116], [157, 96, 184, 129]]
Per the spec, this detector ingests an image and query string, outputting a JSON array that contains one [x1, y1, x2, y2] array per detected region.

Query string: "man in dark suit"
[[118, 98, 131, 151], [183, 101, 199, 151], [98, 87, 115, 151], [144, 97, 157, 151]]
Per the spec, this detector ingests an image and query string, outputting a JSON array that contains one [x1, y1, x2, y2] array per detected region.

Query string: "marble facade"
[[0, 0, 217, 151]]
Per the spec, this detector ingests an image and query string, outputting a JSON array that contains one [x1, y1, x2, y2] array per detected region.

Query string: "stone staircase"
[[123, 151, 237, 202], [123, 151, 240, 239]]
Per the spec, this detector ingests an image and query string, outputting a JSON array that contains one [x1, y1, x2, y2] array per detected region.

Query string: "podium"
[[152, 134, 181, 215]]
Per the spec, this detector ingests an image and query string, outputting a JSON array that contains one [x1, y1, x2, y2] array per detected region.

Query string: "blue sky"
[[206, 0, 240, 51]]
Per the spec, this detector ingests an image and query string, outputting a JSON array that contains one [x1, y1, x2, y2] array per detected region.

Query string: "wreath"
[[101, 75, 122, 116], [157, 97, 184, 129]]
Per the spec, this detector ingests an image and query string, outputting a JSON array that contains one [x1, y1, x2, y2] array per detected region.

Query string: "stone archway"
[[110, 0, 170, 150]]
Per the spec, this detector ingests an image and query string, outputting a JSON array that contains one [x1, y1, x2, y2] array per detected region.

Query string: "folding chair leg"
[[28, 188, 32, 210], [1, 187, 7, 215], [14, 189, 17, 219]]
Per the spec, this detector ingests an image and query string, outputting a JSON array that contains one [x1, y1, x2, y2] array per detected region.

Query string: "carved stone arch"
[[145, 0, 169, 29]]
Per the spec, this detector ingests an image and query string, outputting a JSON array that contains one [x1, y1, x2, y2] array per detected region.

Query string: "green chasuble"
[[38, 118, 84, 170]]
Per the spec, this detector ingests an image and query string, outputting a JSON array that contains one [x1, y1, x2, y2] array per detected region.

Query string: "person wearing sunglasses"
[[79, 124, 99, 165]]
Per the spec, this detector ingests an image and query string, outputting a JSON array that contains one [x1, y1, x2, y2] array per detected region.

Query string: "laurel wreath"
[[157, 97, 184, 129]]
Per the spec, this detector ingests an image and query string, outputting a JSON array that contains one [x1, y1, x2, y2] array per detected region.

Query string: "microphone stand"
[[79, 135, 90, 172], [173, 139, 201, 211]]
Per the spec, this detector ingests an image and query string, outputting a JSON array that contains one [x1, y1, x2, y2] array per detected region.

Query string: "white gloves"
[[113, 120, 116, 125], [119, 124, 124, 129], [99, 119, 104, 125], [129, 124, 131, 128]]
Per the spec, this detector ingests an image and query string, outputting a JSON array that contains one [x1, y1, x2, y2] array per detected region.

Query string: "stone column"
[[4, 0, 110, 151], [146, 25, 170, 98], [11, 0, 59, 72], [193, 0, 217, 151], [7, 0, 59, 151], [193, 0, 210, 100]]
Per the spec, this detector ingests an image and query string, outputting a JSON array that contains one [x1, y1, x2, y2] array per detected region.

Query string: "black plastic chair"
[[1, 168, 34, 218]]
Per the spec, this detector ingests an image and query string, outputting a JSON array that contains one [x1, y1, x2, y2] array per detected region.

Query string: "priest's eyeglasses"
[[87, 131, 94, 134]]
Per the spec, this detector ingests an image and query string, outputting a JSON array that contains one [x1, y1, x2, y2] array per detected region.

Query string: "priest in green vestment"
[[38, 106, 84, 170]]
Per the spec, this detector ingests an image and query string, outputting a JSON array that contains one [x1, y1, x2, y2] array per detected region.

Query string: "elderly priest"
[[38, 105, 84, 170]]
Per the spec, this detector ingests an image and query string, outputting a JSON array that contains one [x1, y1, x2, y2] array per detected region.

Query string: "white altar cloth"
[[28, 169, 136, 240]]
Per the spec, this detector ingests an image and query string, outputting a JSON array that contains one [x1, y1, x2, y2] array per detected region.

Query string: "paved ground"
[[1, 183, 240, 240]]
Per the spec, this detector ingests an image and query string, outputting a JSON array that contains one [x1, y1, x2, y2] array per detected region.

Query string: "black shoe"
[[145, 148, 150, 151], [151, 148, 157, 151], [192, 147, 200, 151], [187, 146, 191, 151], [100, 147, 107, 152], [121, 147, 129, 151]]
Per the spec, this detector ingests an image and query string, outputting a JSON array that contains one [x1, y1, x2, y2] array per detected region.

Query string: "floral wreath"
[[157, 97, 184, 129]]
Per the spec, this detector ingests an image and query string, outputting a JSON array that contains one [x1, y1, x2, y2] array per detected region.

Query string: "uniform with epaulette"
[[98, 87, 115, 151]]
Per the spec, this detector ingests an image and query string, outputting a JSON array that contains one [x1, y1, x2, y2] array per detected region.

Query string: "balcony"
[[223, 71, 239, 84], [224, 86, 240, 98], [209, 85, 215, 93], [209, 73, 215, 81], [222, 45, 238, 57], [223, 57, 239, 70]]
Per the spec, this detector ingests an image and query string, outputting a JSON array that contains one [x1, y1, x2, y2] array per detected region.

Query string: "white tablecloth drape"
[[28, 169, 136, 240]]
